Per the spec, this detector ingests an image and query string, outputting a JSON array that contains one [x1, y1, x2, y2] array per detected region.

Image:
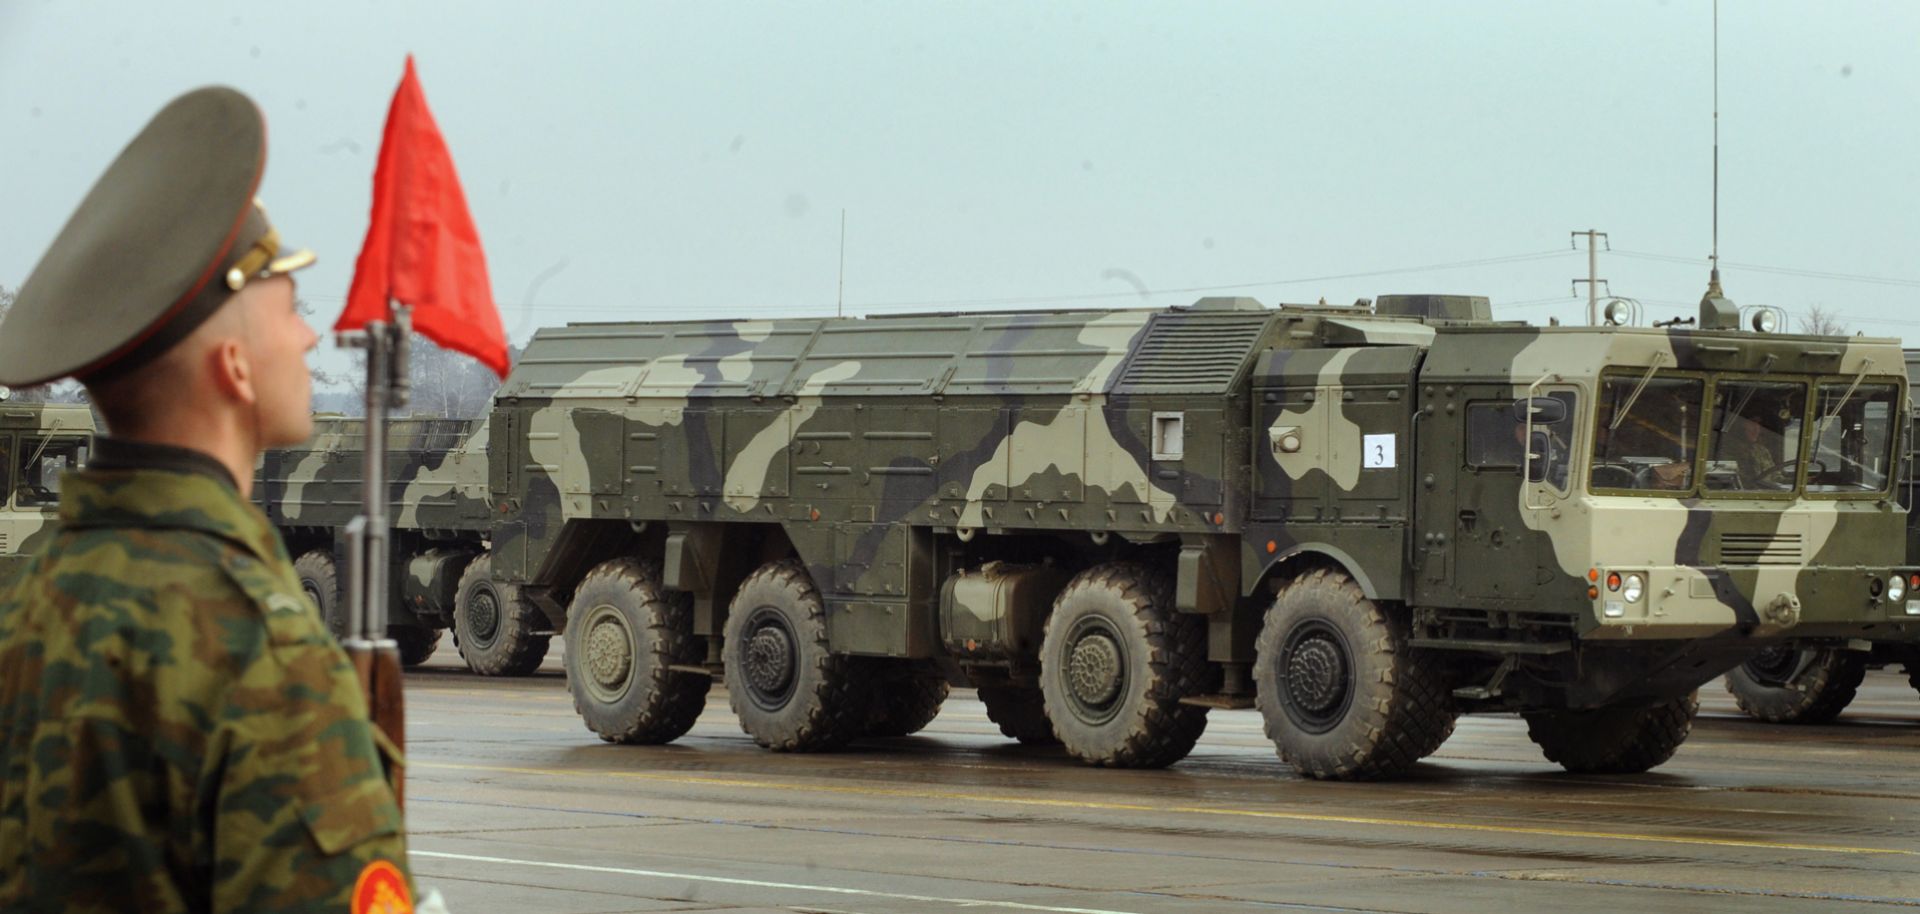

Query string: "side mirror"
[[1526, 430, 1553, 484], [1514, 396, 1566, 425]]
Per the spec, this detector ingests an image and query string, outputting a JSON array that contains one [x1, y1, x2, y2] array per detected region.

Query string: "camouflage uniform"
[[0, 439, 411, 912]]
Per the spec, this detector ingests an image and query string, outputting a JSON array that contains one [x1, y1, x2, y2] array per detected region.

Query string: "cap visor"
[[267, 247, 316, 275]]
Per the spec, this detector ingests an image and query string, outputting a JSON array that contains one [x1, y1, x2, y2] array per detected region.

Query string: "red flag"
[[339, 55, 509, 377]]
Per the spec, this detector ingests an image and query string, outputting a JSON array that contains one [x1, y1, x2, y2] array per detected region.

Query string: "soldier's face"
[[243, 275, 319, 447]]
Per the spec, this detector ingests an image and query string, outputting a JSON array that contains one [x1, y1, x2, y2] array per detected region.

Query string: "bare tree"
[[405, 335, 511, 418], [1796, 304, 1850, 337], [295, 297, 352, 389], [335, 333, 514, 419]]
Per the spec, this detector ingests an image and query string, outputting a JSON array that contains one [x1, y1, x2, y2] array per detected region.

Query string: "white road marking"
[[412, 849, 1147, 914]]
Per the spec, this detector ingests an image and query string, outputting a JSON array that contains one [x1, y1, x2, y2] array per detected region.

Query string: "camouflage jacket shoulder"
[[0, 467, 413, 913]]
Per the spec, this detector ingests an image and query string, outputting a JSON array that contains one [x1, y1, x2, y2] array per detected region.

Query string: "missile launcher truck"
[[1720, 348, 1920, 722], [254, 415, 511, 670], [472, 292, 1918, 779], [0, 392, 95, 588]]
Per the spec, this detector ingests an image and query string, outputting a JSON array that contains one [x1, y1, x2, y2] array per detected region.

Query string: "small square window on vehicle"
[[1466, 402, 1523, 467], [1151, 412, 1184, 461]]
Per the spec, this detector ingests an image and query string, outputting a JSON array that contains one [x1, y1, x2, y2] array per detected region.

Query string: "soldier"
[[1721, 416, 1783, 486], [0, 88, 430, 912]]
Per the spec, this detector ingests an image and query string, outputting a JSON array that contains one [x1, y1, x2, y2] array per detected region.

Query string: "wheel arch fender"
[[1250, 545, 1388, 602]]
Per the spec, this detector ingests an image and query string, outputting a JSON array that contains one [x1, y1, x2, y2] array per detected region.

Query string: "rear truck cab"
[[0, 394, 95, 587]]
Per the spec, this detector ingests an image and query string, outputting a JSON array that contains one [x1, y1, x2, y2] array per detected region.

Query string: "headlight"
[[1888, 575, 1906, 603], [1622, 574, 1644, 603]]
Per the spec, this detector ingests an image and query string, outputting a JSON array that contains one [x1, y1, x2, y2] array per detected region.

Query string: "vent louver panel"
[[1719, 532, 1804, 565], [1115, 314, 1270, 394]]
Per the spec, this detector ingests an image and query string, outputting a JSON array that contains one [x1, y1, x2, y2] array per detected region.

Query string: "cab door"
[[1416, 387, 1578, 609]]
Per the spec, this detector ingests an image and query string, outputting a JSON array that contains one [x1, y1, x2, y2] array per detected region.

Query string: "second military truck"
[[471, 293, 1914, 779]]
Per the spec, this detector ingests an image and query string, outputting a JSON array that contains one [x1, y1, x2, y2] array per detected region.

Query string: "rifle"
[[337, 305, 412, 807]]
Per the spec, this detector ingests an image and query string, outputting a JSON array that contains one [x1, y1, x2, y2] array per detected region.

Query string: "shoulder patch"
[[352, 859, 412, 914], [265, 592, 309, 615]]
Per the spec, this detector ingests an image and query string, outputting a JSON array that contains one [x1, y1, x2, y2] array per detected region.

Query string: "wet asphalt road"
[[401, 641, 1920, 913]]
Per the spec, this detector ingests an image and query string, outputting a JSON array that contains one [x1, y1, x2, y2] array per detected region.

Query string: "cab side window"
[[1466, 393, 1576, 489], [0, 435, 13, 506], [17, 436, 89, 507]]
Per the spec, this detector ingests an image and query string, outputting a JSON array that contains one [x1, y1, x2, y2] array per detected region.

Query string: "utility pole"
[[837, 209, 847, 318], [1570, 229, 1610, 324]]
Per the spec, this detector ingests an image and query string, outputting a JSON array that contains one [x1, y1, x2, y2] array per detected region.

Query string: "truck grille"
[[1719, 532, 1804, 565]]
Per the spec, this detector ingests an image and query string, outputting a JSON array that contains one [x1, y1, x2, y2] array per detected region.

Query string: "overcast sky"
[[3, 1, 1915, 382]]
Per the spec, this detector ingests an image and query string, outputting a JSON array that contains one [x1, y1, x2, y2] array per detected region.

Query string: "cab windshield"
[[1806, 382, 1898, 494], [1590, 373, 1703, 492], [1703, 380, 1805, 492], [1591, 372, 1900, 497]]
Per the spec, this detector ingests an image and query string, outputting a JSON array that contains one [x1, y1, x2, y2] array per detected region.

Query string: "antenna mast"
[[1696, 0, 1736, 330], [1710, 0, 1719, 288]]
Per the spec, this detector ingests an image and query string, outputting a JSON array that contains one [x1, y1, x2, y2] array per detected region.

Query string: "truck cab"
[[0, 392, 96, 586]]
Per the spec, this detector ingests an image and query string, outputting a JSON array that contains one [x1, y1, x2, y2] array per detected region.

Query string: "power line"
[[1611, 250, 1920, 289], [300, 248, 1577, 317]]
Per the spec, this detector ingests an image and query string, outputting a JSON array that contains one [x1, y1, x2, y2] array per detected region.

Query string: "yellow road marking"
[[413, 760, 1918, 858]]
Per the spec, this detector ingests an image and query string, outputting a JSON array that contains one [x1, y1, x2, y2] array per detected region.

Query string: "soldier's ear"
[[209, 336, 257, 409]]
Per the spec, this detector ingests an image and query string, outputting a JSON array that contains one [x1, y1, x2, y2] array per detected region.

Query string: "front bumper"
[[1581, 564, 1920, 640]]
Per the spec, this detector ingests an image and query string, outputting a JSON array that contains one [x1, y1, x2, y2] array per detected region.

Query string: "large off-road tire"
[[977, 685, 1058, 746], [1253, 568, 1456, 781], [1723, 646, 1866, 724], [566, 557, 711, 744], [392, 626, 444, 667], [294, 549, 343, 638], [1038, 563, 1210, 769], [861, 661, 950, 738], [454, 553, 551, 677], [723, 558, 866, 751], [1524, 692, 1699, 774]]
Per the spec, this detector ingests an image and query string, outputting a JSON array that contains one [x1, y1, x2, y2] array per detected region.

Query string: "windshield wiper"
[[1716, 354, 1779, 433], [1609, 355, 1668, 431], [1820, 358, 1875, 427]]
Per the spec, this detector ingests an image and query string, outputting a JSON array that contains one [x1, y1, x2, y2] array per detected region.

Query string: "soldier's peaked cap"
[[0, 86, 314, 387]]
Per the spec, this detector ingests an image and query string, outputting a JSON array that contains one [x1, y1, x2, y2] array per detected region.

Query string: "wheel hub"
[[1743, 645, 1801, 686], [468, 589, 500, 642], [744, 624, 796, 696], [585, 615, 633, 690], [1067, 632, 1124, 707], [1286, 636, 1348, 714]]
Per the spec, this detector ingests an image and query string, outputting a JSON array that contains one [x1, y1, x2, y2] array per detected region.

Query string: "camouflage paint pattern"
[[255, 415, 492, 630], [256, 415, 492, 536], [487, 294, 1915, 668], [0, 466, 410, 911], [0, 404, 96, 587]]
